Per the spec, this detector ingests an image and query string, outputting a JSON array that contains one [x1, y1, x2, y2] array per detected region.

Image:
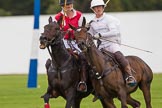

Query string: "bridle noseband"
[[46, 30, 62, 46], [77, 32, 96, 53]]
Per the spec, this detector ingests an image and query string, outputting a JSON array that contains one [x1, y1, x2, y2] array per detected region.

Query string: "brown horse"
[[39, 16, 109, 108], [70, 17, 153, 108]]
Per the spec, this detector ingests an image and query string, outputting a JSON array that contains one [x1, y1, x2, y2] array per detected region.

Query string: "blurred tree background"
[[0, 0, 162, 16]]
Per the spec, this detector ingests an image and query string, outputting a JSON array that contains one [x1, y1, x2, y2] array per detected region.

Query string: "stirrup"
[[125, 76, 137, 87], [77, 81, 87, 92]]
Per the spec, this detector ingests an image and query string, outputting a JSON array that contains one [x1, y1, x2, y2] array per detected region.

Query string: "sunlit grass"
[[0, 73, 161, 108]]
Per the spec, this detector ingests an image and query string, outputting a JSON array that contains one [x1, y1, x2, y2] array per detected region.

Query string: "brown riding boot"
[[124, 64, 136, 86], [114, 51, 136, 87], [77, 53, 87, 92]]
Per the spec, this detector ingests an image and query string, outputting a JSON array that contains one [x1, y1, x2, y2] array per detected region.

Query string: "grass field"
[[0, 73, 161, 108]]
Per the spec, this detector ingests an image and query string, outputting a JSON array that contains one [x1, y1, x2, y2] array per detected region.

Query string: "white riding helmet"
[[90, 0, 106, 9]]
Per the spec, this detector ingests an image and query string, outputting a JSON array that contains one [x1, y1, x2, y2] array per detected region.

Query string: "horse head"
[[70, 17, 95, 52], [39, 16, 64, 49]]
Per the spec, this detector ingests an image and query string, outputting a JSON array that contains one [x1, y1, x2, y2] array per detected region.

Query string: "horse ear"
[[82, 17, 86, 27], [69, 24, 77, 31], [49, 16, 53, 23]]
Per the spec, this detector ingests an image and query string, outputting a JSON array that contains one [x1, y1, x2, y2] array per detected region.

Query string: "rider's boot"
[[114, 51, 136, 87], [77, 53, 87, 92], [124, 64, 137, 86]]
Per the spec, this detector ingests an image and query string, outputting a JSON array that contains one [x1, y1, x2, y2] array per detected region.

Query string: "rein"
[[82, 33, 119, 80], [81, 33, 96, 53], [45, 30, 61, 69], [45, 29, 73, 80], [47, 46, 58, 68]]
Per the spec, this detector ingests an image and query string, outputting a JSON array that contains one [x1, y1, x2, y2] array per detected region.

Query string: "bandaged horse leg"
[[114, 51, 136, 86], [77, 53, 87, 92], [41, 93, 51, 108]]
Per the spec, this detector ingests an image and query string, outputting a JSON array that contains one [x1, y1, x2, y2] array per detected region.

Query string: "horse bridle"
[[77, 31, 96, 53], [41, 29, 63, 69], [48, 30, 62, 45]]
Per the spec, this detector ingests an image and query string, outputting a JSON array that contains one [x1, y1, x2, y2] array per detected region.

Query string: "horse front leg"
[[102, 98, 116, 108], [117, 88, 128, 108], [41, 93, 51, 108], [73, 98, 82, 108], [41, 86, 51, 108], [41, 86, 60, 108], [65, 88, 77, 108], [94, 87, 116, 108], [126, 94, 141, 108]]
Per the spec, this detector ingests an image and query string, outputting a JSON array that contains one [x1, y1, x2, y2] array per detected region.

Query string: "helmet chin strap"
[[91, 8, 97, 14], [92, 7, 104, 17]]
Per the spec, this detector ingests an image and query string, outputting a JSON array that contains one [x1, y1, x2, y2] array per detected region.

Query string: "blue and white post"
[[27, 0, 40, 88]]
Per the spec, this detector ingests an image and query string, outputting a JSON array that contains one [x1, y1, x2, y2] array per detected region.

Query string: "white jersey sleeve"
[[88, 13, 121, 38], [100, 15, 120, 38]]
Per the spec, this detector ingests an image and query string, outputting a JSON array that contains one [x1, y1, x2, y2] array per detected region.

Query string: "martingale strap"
[[92, 64, 118, 80], [47, 46, 58, 68], [102, 64, 119, 77]]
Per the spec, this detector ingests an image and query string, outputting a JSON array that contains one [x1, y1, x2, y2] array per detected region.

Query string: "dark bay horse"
[[70, 17, 153, 108], [39, 17, 107, 108]]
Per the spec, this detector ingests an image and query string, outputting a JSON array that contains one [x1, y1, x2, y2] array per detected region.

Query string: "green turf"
[[0, 73, 161, 108]]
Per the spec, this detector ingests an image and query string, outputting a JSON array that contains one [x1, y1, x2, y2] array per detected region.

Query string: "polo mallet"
[[105, 0, 110, 7], [62, 0, 67, 27]]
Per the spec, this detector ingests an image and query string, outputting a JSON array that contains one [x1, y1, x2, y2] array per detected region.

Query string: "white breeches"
[[98, 42, 121, 53], [63, 39, 81, 53]]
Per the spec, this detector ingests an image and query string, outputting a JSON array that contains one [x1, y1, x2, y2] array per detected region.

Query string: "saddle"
[[88, 48, 120, 80], [100, 48, 120, 67], [100, 48, 136, 78]]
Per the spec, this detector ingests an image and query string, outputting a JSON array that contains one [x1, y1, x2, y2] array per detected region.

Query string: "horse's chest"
[[48, 68, 78, 89]]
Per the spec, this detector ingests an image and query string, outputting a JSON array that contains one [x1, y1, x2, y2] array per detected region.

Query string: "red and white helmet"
[[90, 0, 106, 9]]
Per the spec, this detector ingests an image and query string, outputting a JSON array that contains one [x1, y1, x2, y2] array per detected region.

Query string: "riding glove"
[[94, 33, 101, 39]]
